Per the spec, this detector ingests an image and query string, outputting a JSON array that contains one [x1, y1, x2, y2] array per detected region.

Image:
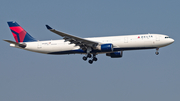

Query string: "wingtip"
[[46, 25, 53, 30]]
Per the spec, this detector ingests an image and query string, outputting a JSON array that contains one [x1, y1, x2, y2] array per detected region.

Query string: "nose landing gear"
[[155, 48, 159, 55]]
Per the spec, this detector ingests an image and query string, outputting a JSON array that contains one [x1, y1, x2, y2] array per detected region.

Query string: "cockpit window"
[[165, 37, 170, 38]]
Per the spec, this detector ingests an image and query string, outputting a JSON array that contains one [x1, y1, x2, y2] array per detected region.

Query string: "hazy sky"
[[1, 0, 180, 101]]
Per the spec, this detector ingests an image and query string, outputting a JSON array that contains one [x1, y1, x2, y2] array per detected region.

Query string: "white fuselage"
[[11, 34, 174, 55]]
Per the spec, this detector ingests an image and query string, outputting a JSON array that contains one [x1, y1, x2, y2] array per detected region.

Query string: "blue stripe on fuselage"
[[48, 47, 157, 55]]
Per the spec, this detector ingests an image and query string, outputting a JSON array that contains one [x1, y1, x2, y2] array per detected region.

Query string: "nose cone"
[[166, 38, 174, 46], [170, 38, 175, 44], [160, 37, 174, 47]]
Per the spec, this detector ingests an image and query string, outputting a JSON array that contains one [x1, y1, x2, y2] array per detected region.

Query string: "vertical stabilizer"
[[7, 21, 37, 43]]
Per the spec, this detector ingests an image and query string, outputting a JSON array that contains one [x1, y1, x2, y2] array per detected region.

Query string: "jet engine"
[[106, 51, 123, 58], [96, 44, 113, 52]]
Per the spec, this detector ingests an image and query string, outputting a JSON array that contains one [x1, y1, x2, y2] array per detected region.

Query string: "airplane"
[[4, 21, 174, 64]]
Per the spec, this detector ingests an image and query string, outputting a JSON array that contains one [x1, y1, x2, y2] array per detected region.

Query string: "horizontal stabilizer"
[[4, 40, 26, 48]]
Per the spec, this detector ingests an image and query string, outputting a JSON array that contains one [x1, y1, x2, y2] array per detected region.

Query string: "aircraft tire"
[[88, 60, 93, 64], [155, 52, 159, 55], [87, 54, 92, 58], [83, 56, 87, 61], [93, 57, 97, 61]]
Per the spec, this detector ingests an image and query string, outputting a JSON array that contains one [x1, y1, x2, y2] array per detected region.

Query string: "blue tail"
[[7, 21, 37, 43]]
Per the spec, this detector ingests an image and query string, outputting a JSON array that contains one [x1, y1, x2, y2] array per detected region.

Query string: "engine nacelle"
[[96, 44, 113, 52], [106, 51, 123, 58]]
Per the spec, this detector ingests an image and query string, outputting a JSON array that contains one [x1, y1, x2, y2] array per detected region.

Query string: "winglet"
[[46, 25, 53, 30]]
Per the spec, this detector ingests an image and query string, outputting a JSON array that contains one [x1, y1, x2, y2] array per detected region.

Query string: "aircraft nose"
[[171, 38, 174, 43], [169, 38, 174, 44]]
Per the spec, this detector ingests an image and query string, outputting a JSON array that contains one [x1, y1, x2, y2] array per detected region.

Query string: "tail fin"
[[7, 21, 37, 43]]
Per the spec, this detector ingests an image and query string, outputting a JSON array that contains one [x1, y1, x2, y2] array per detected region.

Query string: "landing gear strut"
[[82, 47, 98, 64], [155, 48, 159, 55]]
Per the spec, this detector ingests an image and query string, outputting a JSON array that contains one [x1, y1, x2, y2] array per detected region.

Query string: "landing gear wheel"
[[155, 52, 159, 55], [93, 57, 98, 61], [155, 48, 159, 55], [87, 54, 92, 58], [88, 60, 93, 64], [83, 56, 87, 61]]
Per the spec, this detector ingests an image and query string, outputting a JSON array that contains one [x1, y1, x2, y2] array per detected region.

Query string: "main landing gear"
[[155, 48, 159, 55], [82, 53, 98, 64]]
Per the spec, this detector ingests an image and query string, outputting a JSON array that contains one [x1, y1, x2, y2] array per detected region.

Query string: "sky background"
[[0, 0, 180, 101]]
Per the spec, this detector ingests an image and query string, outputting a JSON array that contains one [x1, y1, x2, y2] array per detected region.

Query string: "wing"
[[46, 25, 99, 50]]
